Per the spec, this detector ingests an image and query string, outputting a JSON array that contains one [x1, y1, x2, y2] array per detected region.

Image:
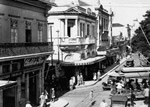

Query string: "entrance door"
[[29, 72, 37, 105], [3, 86, 16, 107]]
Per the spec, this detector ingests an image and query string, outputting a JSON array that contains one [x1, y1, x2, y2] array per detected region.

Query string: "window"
[[92, 25, 95, 37], [2, 64, 10, 74], [83, 23, 85, 37], [10, 19, 18, 43], [25, 21, 32, 42], [87, 24, 90, 35], [12, 63, 18, 71], [37, 23, 43, 42], [80, 23, 82, 37], [80, 23, 85, 37]]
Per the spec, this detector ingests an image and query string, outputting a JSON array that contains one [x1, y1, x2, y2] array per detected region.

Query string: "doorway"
[[3, 86, 16, 107], [29, 72, 37, 105]]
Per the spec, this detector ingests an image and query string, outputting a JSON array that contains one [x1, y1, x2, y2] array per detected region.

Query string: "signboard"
[[24, 57, 45, 67]]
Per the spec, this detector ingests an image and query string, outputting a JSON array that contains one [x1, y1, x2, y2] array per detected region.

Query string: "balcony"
[[60, 36, 96, 46], [0, 42, 53, 58]]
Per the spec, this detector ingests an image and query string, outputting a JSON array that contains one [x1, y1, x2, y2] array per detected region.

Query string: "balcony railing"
[[0, 42, 53, 57], [60, 36, 96, 45]]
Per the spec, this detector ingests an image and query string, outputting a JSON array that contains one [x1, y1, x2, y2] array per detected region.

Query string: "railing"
[[60, 36, 96, 45], [0, 42, 53, 57]]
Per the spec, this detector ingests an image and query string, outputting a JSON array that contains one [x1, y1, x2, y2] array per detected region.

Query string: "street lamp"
[[56, 30, 60, 62]]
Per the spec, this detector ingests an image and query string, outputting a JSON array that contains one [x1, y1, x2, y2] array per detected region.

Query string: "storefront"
[[0, 80, 17, 107], [60, 56, 106, 88], [0, 54, 50, 107]]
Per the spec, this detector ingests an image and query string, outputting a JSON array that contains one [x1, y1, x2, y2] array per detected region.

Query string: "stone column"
[[26, 74, 29, 101], [0, 89, 3, 107], [36, 71, 40, 103], [17, 77, 21, 107], [65, 19, 68, 37], [75, 19, 78, 36], [41, 62, 46, 92], [39, 70, 42, 94]]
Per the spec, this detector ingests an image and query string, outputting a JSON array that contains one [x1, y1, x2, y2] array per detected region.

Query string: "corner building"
[[0, 0, 55, 107]]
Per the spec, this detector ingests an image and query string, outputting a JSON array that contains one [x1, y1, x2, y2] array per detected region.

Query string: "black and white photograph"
[[0, 0, 150, 107]]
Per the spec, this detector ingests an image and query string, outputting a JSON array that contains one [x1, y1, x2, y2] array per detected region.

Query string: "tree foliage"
[[132, 10, 150, 56]]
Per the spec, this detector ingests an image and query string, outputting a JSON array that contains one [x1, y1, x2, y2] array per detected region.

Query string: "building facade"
[[0, 0, 55, 107], [47, 5, 107, 90], [95, 5, 110, 51]]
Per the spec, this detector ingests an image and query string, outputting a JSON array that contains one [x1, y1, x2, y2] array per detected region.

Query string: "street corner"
[[47, 98, 69, 107]]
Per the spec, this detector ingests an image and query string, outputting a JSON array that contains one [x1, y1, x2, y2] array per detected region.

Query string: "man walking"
[[100, 99, 108, 107], [143, 86, 149, 104]]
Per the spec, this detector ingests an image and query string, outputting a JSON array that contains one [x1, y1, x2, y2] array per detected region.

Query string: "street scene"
[[0, 0, 150, 107]]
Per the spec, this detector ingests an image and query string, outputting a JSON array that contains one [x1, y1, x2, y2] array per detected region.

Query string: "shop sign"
[[24, 57, 45, 67]]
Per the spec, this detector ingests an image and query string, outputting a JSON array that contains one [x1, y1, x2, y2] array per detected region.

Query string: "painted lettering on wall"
[[24, 57, 45, 67]]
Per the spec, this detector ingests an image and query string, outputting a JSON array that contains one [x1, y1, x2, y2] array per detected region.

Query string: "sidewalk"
[[47, 98, 69, 107], [48, 56, 130, 107], [75, 56, 130, 89]]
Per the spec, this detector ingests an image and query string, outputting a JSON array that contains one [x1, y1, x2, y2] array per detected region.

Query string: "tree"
[[132, 10, 150, 57]]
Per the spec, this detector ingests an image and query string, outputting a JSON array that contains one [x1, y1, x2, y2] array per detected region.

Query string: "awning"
[[0, 80, 17, 89], [122, 67, 150, 73], [97, 51, 107, 56], [62, 56, 106, 66], [108, 71, 124, 77], [124, 72, 149, 78]]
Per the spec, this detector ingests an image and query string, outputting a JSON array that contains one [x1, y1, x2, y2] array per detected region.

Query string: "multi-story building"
[[0, 0, 55, 107], [95, 5, 110, 50], [47, 4, 107, 90]]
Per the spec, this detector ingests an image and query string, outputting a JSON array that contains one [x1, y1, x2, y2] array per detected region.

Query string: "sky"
[[54, 0, 150, 37], [54, 0, 150, 26]]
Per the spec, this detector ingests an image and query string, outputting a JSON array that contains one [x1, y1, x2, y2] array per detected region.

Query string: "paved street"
[[58, 57, 128, 107], [54, 53, 148, 107]]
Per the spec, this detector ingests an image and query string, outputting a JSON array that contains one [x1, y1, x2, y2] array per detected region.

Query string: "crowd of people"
[[25, 88, 56, 107], [109, 77, 150, 105]]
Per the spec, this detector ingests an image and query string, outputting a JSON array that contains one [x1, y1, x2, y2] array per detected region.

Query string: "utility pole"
[[110, 10, 113, 47], [127, 24, 131, 47], [56, 30, 60, 62]]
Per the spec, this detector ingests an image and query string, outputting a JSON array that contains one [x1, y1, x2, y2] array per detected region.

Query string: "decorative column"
[[41, 61, 46, 92], [36, 71, 40, 103], [26, 74, 29, 101], [0, 89, 3, 107], [39, 70, 42, 94], [17, 77, 21, 106], [75, 19, 78, 36], [65, 19, 68, 37]]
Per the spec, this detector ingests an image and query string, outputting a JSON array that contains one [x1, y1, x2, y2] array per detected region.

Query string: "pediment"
[[66, 8, 81, 14]]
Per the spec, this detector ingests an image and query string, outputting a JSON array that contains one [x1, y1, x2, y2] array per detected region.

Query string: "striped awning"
[[62, 56, 106, 66]]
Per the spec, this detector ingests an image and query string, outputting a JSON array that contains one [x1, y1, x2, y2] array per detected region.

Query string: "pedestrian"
[[72, 76, 76, 89], [77, 74, 80, 86], [130, 90, 136, 106], [143, 86, 149, 104], [97, 70, 101, 80], [116, 81, 124, 94], [93, 72, 97, 81], [51, 88, 55, 102], [39, 92, 46, 107], [25, 101, 32, 107], [69, 77, 73, 90], [45, 90, 48, 101], [100, 99, 108, 107], [89, 90, 93, 101], [80, 73, 84, 85]]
